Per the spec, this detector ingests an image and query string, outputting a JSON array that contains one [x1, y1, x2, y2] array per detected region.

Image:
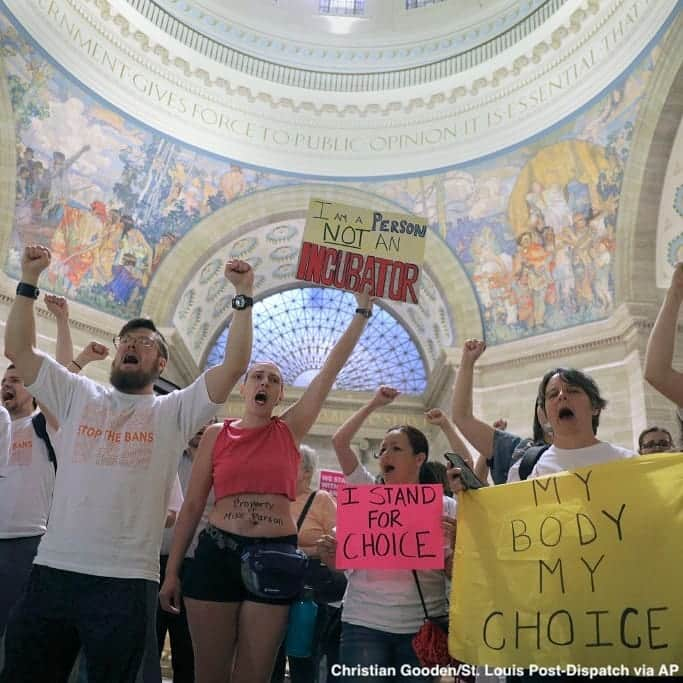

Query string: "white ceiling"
[[147, 0, 557, 71]]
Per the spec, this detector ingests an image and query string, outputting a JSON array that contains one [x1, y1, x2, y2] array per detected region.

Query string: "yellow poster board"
[[295, 198, 428, 304], [449, 454, 683, 672]]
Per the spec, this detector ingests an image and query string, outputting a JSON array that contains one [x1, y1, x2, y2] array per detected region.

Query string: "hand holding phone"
[[444, 452, 485, 490]]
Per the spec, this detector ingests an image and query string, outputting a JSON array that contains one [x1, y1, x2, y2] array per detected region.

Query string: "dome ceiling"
[[140, 0, 561, 74], [4, 0, 676, 175]]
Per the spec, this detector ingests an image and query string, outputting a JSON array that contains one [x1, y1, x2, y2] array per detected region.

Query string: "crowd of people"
[[0, 245, 680, 683]]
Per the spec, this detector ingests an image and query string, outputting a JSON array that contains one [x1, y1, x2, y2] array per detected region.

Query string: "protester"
[[451, 339, 552, 484], [271, 445, 338, 683], [160, 290, 373, 683], [448, 367, 633, 491], [319, 386, 457, 682], [637, 426, 674, 455], [1, 294, 107, 643], [1, 244, 254, 683]]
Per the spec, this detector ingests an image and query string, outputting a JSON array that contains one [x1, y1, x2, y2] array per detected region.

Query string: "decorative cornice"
[[121, 0, 568, 91], [150, 0, 553, 72]]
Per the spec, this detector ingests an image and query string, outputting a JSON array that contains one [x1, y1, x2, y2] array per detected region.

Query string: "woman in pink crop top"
[[160, 289, 373, 683]]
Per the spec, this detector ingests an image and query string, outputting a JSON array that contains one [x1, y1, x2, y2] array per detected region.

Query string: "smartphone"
[[444, 452, 485, 490]]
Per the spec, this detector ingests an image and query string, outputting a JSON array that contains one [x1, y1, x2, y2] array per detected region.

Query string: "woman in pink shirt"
[[160, 291, 372, 683]]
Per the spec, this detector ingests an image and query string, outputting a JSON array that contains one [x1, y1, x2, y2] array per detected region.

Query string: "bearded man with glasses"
[[1, 244, 254, 683]]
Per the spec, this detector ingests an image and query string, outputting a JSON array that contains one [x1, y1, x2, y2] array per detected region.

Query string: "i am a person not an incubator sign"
[[449, 454, 683, 668], [296, 198, 428, 304]]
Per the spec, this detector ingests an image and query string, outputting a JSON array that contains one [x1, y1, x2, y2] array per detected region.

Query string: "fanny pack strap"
[[206, 525, 243, 552]]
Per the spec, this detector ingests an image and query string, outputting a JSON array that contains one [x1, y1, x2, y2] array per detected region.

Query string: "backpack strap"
[[32, 413, 57, 471], [296, 491, 317, 531], [518, 444, 550, 481]]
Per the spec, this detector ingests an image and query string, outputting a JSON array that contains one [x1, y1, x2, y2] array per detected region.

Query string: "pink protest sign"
[[335, 484, 444, 570], [319, 469, 345, 499]]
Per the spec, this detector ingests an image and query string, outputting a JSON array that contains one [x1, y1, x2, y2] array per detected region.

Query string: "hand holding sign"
[[317, 533, 338, 570]]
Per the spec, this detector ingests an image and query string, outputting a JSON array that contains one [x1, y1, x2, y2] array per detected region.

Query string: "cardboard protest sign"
[[296, 198, 428, 304], [319, 469, 345, 499], [335, 484, 443, 569], [449, 454, 683, 669]]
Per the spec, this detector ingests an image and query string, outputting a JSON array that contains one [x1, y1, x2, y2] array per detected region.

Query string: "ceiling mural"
[[0, 7, 668, 345]]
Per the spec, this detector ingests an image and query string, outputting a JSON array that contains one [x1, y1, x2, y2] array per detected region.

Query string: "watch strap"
[[355, 307, 372, 318], [232, 294, 254, 309], [16, 282, 40, 300]]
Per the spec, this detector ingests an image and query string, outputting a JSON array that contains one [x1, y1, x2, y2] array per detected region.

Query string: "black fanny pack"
[[240, 543, 308, 600]]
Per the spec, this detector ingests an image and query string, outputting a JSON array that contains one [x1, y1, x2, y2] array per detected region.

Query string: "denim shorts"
[[182, 525, 298, 606]]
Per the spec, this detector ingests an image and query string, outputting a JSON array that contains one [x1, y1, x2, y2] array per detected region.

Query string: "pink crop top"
[[212, 418, 300, 501]]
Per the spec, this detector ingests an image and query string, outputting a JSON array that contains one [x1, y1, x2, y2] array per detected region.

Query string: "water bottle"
[[285, 586, 319, 658]]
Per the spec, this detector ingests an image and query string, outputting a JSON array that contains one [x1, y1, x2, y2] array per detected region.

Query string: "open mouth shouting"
[[558, 407, 575, 420], [1, 388, 15, 405], [121, 353, 140, 368], [381, 463, 396, 478], [254, 390, 268, 406]]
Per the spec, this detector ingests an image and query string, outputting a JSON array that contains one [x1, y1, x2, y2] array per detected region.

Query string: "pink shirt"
[[212, 418, 300, 501]]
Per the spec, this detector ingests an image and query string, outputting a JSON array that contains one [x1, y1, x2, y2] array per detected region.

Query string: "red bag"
[[411, 571, 474, 682], [412, 616, 453, 666]]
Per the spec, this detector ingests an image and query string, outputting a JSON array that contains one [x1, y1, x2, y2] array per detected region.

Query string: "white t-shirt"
[[0, 414, 56, 538], [341, 464, 457, 635], [507, 441, 634, 482], [27, 355, 220, 582], [0, 405, 10, 468], [160, 451, 214, 558], [168, 475, 184, 514]]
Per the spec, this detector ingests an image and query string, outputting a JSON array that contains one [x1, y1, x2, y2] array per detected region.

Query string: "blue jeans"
[[337, 622, 432, 682]]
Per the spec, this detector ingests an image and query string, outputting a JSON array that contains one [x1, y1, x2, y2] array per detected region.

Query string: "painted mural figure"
[[552, 225, 577, 312], [106, 215, 153, 305], [44, 145, 91, 224], [571, 212, 596, 314], [541, 181, 573, 234], [91, 208, 123, 286]]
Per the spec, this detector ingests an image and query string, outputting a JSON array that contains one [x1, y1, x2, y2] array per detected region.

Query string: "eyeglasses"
[[113, 334, 158, 351], [641, 440, 672, 451]]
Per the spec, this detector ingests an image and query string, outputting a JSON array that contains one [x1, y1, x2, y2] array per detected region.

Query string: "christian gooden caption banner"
[[296, 198, 428, 304], [335, 484, 443, 569], [449, 454, 683, 669]]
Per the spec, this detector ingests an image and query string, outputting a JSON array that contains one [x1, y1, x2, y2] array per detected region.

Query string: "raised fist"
[[44, 293, 68, 320], [461, 339, 486, 365], [370, 385, 400, 408], [22, 244, 51, 281], [424, 408, 448, 427], [78, 342, 109, 366], [224, 259, 254, 292]]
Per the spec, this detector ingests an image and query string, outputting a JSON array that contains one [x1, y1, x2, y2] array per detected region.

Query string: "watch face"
[[233, 295, 246, 309]]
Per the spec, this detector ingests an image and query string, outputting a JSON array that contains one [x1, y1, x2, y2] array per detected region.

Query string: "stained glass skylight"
[[319, 0, 366, 17], [406, 0, 446, 7], [205, 287, 427, 394]]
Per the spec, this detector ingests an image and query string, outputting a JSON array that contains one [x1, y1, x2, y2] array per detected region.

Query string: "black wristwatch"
[[355, 307, 372, 318], [231, 294, 254, 310], [16, 282, 39, 300]]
